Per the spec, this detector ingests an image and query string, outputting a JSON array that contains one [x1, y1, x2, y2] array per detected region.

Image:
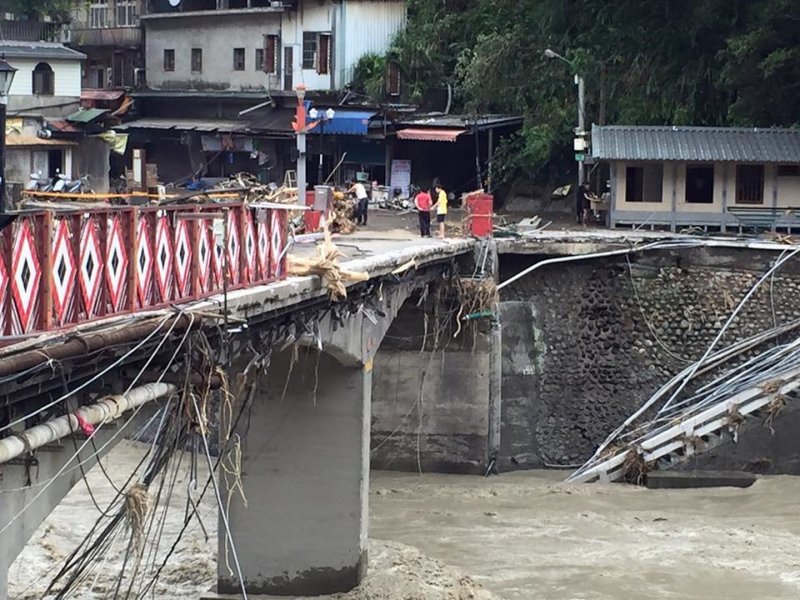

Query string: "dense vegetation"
[[354, 0, 800, 183]]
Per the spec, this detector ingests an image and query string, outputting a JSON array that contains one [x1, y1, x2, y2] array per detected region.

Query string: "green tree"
[[385, 0, 799, 184]]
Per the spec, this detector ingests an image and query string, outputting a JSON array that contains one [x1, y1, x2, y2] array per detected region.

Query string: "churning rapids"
[[10, 440, 800, 599]]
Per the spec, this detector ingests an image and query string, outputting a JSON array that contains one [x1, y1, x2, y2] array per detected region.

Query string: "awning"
[[6, 134, 77, 147], [308, 110, 377, 136], [81, 89, 125, 102], [247, 108, 295, 137], [397, 128, 466, 142], [66, 108, 109, 123], [114, 118, 248, 133], [46, 119, 83, 134]]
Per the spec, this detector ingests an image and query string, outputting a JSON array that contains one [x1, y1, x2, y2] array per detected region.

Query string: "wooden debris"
[[287, 224, 368, 300]]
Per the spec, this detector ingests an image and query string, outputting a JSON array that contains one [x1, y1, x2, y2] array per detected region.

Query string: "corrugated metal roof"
[[307, 110, 377, 136], [66, 108, 108, 123], [81, 89, 125, 101], [397, 128, 466, 142], [399, 114, 522, 131], [0, 41, 86, 60], [114, 118, 248, 133], [6, 134, 77, 147], [592, 125, 800, 163]]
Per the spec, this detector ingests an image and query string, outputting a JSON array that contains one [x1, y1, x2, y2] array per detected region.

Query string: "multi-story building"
[[117, 0, 407, 186], [142, 0, 405, 93], [67, 0, 145, 88]]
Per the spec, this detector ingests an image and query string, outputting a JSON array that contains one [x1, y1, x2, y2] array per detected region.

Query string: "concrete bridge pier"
[[218, 347, 372, 596]]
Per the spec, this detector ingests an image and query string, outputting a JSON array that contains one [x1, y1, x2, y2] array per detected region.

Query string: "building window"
[[88, 0, 108, 28], [263, 34, 278, 74], [164, 49, 175, 72], [685, 164, 715, 204], [191, 48, 203, 73], [116, 0, 138, 27], [625, 164, 663, 202], [32, 62, 54, 95], [302, 32, 317, 69], [233, 48, 245, 71], [255, 49, 264, 72], [735, 164, 765, 204], [777, 165, 800, 177]]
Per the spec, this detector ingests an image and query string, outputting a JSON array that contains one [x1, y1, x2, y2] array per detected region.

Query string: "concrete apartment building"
[[67, 0, 144, 88], [142, 0, 405, 93], [120, 0, 406, 184]]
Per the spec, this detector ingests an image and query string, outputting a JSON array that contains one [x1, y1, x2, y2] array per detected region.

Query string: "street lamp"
[[309, 107, 336, 184], [544, 48, 586, 187], [0, 56, 17, 213]]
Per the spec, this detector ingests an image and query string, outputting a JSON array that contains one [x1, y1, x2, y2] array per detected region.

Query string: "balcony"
[[144, 0, 296, 18], [0, 20, 60, 42], [68, 25, 142, 47]]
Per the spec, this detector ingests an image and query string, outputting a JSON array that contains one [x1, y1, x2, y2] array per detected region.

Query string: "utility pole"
[[576, 73, 585, 187], [293, 84, 308, 205], [544, 49, 587, 188]]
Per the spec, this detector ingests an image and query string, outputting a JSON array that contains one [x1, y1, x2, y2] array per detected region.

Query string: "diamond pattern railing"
[[0, 203, 289, 336]]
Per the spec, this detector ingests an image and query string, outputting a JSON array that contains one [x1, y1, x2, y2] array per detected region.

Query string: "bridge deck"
[[0, 215, 475, 355]]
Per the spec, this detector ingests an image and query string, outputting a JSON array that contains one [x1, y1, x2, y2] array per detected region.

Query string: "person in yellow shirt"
[[431, 183, 448, 238]]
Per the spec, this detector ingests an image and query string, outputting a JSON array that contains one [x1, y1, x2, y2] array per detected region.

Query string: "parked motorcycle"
[[53, 172, 93, 194], [25, 171, 54, 193]]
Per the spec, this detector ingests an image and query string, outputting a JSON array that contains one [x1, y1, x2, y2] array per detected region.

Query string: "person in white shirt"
[[348, 180, 369, 226]]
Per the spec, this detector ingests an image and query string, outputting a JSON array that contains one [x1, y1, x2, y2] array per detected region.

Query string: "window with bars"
[[233, 48, 245, 71], [302, 32, 316, 70], [191, 48, 202, 72], [302, 32, 330, 74], [116, 0, 138, 26], [163, 49, 175, 72], [735, 164, 765, 204], [88, 0, 108, 28], [255, 48, 264, 72]]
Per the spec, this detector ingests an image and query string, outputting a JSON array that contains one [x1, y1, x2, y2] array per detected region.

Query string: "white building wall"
[[282, 1, 333, 90], [7, 58, 82, 98], [340, 0, 406, 85]]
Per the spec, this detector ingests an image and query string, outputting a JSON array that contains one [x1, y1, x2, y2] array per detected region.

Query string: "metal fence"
[[0, 203, 288, 336]]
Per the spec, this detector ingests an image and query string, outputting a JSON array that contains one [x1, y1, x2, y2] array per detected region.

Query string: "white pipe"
[[0, 382, 177, 465], [497, 240, 701, 291]]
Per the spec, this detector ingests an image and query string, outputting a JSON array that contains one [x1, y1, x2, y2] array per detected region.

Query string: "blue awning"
[[308, 110, 377, 136]]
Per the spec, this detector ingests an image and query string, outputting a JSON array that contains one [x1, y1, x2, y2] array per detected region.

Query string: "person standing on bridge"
[[431, 182, 448, 238], [414, 185, 432, 237]]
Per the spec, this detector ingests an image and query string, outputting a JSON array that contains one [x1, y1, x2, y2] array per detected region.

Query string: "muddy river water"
[[10, 441, 800, 599]]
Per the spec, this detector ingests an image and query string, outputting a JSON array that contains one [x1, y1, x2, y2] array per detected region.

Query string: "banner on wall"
[[390, 159, 411, 197]]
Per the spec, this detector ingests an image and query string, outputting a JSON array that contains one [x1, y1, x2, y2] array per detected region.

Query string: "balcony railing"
[[0, 20, 60, 42], [68, 26, 142, 47], [0, 203, 289, 336]]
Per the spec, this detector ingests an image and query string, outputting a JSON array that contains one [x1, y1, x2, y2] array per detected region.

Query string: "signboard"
[[390, 159, 411, 197], [575, 153, 585, 162]]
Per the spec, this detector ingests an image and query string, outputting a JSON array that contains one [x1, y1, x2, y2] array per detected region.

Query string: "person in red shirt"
[[414, 186, 432, 237]]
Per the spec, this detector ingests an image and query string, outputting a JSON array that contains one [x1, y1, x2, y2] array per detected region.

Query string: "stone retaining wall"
[[499, 247, 800, 469]]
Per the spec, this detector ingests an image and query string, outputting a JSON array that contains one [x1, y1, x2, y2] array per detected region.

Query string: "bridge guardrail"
[[0, 202, 289, 336]]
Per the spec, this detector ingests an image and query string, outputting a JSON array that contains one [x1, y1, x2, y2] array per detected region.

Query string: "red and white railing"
[[0, 203, 289, 336]]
